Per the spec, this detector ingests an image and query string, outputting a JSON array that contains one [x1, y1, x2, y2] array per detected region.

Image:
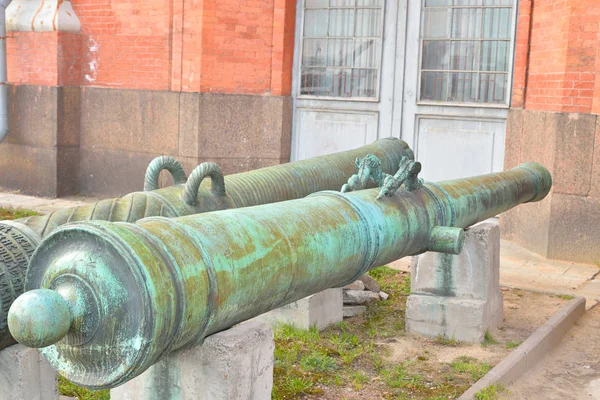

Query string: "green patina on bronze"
[[0, 138, 413, 349], [7, 161, 551, 390]]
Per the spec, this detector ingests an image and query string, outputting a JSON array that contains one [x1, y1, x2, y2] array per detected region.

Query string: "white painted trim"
[[391, 0, 408, 139], [291, 0, 306, 162]]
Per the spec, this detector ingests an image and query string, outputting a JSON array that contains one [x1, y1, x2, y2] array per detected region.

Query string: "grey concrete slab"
[[110, 321, 274, 400], [458, 297, 586, 400], [252, 289, 343, 331], [0, 344, 58, 400]]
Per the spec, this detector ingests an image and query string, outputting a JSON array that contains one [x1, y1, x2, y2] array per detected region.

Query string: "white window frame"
[[297, 0, 386, 102], [416, 0, 518, 108]]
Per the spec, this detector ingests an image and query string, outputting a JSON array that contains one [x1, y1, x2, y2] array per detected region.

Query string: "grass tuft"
[[369, 265, 400, 280], [475, 384, 506, 400], [482, 331, 499, 347], [299, 352, 338, 372], [450, 356, 492, 381], [58, 377, 109, 400], [0, 206, 39, 220], [505, 340, 521, 349], [436, 333, 460, 346]]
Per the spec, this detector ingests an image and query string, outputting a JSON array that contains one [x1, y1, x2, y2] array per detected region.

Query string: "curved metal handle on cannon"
[[144, 156, 187, 191], [182, 162, 226, 206]]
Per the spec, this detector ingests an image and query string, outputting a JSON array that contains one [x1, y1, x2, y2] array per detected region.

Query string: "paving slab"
[[459, 297, 586, 400], [0, 193, 97, 214], [499, 301, 600, 400], [499, 240, 600, 305]]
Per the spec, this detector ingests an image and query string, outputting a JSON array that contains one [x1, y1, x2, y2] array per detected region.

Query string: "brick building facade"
[[0, 0, 296, 197], [0, 0, 598, 264], [501, 0, 600, 263]]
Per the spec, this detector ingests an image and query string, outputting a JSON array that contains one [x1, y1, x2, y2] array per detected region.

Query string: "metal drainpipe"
[[0, 0, 10, 143]]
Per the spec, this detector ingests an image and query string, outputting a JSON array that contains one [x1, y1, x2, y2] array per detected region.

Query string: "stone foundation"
[[502, 109, 600, 264], [252, 289, 343, 331], [110, 321, 274, 400], [406, 219, 503, 343], [0, 344, 57, 400], [0, 86, 292, 198]]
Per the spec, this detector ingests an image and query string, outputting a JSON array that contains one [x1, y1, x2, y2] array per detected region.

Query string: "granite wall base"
[[0, 85, 292, 198], [502, 108, 600, 264]]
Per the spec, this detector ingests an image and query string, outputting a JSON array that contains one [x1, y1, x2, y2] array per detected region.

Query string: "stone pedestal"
[[252, 288, 343, 331], [110, 321, 274, 400], [406, 218, 503, 343], [0, 344, 58, 400]]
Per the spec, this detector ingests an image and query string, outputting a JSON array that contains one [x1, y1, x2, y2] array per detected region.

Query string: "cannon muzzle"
[[8, 162, 551, 389]]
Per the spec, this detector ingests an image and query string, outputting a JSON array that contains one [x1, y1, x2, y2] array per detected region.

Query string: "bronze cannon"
[[0, 138, 413, 349], [8, 160, 551, 389]]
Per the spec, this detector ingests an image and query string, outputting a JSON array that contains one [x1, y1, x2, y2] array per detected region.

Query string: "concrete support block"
[[110, 321, 274, 400], [0, 344, 58, 400], [343, 305, 366, 318], [252, 288, 343, 331], [406, 218, 503, 343]]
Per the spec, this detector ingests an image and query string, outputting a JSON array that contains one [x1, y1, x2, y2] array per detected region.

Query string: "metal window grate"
[[419, 0, 514, 104], [299, 0, 384, 99]]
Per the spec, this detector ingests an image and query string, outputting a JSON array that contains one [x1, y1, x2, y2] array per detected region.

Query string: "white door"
[[400, 0, 517, 181], [291, 0, 407, 160]]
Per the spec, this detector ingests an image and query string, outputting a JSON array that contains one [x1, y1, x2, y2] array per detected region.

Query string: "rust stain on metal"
[[31, 0, 45, 31], [52, 0, 64, 31]]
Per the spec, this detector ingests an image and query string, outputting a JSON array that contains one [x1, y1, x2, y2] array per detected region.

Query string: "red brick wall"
[[7, 0, 296, 95], [513, 0, 600, 113], [505, 0, 600, 264]]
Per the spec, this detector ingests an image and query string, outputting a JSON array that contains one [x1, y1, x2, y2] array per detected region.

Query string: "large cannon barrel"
[[0, 138, 413, 349], [7, 162, 551, 389]]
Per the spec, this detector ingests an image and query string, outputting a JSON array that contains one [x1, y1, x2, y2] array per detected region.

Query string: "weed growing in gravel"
[[436, 333, 460, 346], [475, 383, 506, 399], [450, 356, 492, 381], [556, 294, 575, 300], [482, 330, 499, 347]]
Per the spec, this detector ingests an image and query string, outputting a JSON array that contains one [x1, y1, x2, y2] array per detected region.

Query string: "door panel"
[[293, 109, 379, 159], [291, 0, 403, 161], [399, 0, 517, 180], [415, 116, 506, 181]]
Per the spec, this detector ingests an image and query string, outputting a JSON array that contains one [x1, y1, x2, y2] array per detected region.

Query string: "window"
[[299, 0, 384, 99], [420, 0, 514, 104]]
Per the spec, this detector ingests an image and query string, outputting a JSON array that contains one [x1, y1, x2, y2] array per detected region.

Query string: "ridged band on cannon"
[[7, 162, 551, 389], [0, 138, 414, 350]]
